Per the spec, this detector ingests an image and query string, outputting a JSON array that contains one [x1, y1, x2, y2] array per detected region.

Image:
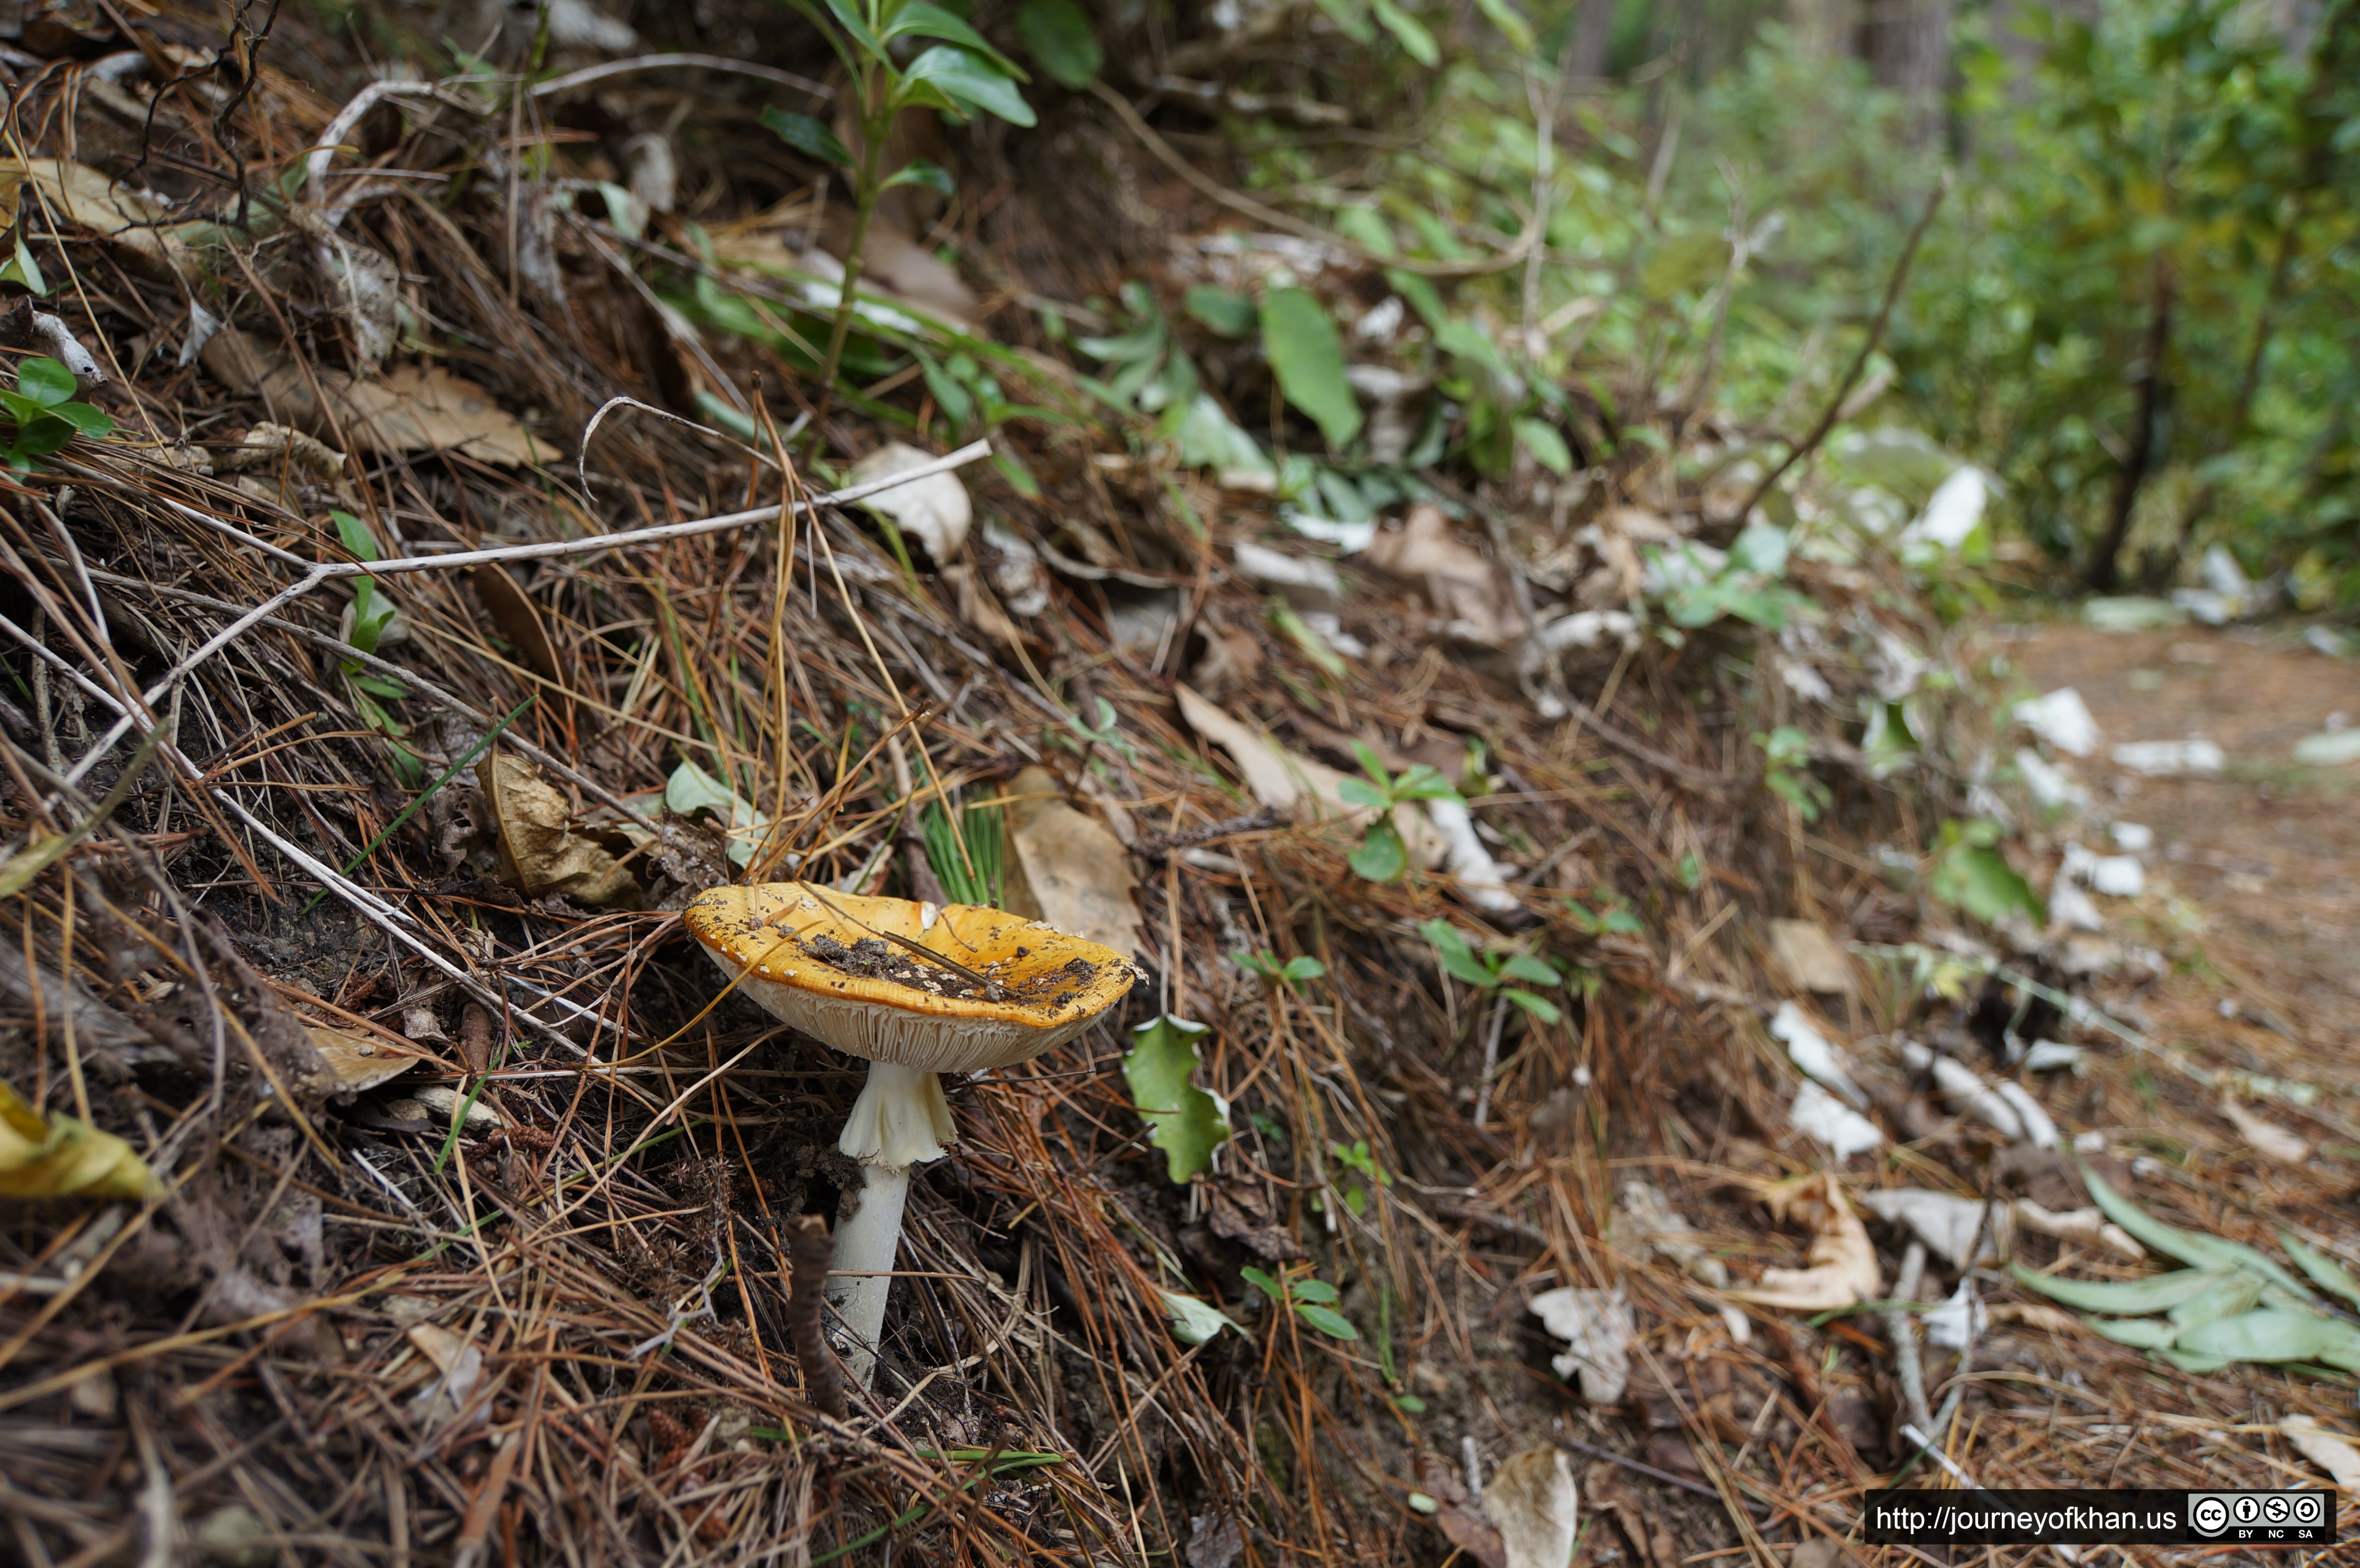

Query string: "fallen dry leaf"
[[0, 1078, 161, 1200], [1174, 685, 1448, 867], [2281, 1415, 2360, 1494], [1481, 1448, 1578, 1568], [1433, 1504, 1506, 1568], [2220, 1099, 2310, 1165], [848, 441, 971, 563], [10, 158, 200, 275], [1583, 1459, 1680, 1568], [1730, 1173, 1882, 1311], [469, 566, 565, 688], [484, 751, 643, 908], [305, 1024, 421, 1096], [1767, 917, 1855, 994], [999, 765, 1143, 957], [202, 328, 549, 467], [1364, 502, 1527, 648]]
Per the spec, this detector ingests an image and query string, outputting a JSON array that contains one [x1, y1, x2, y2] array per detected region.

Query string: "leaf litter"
[[0, 7, 2351, 1566]]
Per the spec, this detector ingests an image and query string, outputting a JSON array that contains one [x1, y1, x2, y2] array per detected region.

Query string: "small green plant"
[[1755, 725, 1833, 821], [1327, 1138, 1392, 1216], [920, 794, 1003, 905], [1926, 819, 2044, 926], [1241, 1265, 1359, 1340], [331, 510, 421, 784], [1237, 951, 1325, 992], [771, 1, 1034, 397], [1418, 918, 1564, 1024], [1561, 888, 1645, 937], [0, 357, 111, 470], [1338, 742, 1461, 882]]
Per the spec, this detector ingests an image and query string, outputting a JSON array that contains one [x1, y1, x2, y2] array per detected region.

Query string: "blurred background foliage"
[[942, 0, 2360, 609]]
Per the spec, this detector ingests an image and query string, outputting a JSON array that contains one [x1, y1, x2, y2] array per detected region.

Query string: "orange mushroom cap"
[[685, 882, 1138, 1074]]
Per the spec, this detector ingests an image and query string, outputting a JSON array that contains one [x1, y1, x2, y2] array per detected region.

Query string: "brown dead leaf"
[[999, 766, 1143, 957], [1581, 1461, 1678, 1568], [1481, 1448, 1579, 1568], [1364, 502, 1527, 647], [1767, 917, 1855, 994], [2220, 1099, 2311, 1164], [1434, 1505, 1506, 1568], [12, 159, 198, 275], [1729, 1173, 1882, 1311], [469, 566, 564, 688], [202, 329, 549, 467], [1205, 1179, 1303, 1261], [1174, 685, 1449, 867], [305, 1023, 420, 1096], [483, 751, 642, 908]]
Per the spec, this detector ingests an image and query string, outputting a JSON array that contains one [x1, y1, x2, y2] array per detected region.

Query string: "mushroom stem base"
[[826, 1160, 910, 1390]]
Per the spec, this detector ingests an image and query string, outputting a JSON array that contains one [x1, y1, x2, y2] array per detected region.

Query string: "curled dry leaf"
[[1480, 1448, 1578, 1568], [483, 751, 643, 908], [305, 1024, 420, 1097], [847, 441, 972, 563], [999, 765, 1143, 957], [202, 328, 549, 466], [469, 566, 565, 689], [2281, 1415, 2360, 1494], [1731, 1173, 1882, 1311], [1364, 503, 1527, 648], [2220, 1099, 2310, 1165], [0, 1078, 161, 1200]]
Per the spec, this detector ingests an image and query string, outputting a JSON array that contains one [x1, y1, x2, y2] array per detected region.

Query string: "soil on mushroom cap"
[[800, 933, 1097, 1009]]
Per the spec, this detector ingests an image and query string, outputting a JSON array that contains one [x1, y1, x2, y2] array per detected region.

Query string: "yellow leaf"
[[0, 1079, 161, 1200]]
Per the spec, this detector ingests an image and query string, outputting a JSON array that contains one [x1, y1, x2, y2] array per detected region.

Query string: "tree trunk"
[[1795, 0, 1858, 64], [1868, 0, 1954, 143], [1569, 0, 1614, 77], [2086, 271, 2175, 592]]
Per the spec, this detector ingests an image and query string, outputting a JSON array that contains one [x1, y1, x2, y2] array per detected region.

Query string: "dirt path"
[[2000, 619, 2360, 1083]]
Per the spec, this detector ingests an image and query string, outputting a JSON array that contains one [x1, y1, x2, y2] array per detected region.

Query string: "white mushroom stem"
[[827, 1060, 955, 1390]]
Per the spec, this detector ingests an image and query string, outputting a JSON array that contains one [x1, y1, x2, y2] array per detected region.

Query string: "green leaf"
[[881, 159, 957, 198], [1514, 417, 1572, 476], [332, 509, 382, 563], [2165, 1272, 2264, 1329], [1348, 821, 1407, 882], [2280, 1235, 2360, 1307], [1368, 0, 1438, 64], [666, 758, 772, 868], [48, 402, 112, 439], [1729, 522, 1792, 576], [1184, 285, 1258, 338], [1122, 1015, 1230, 1184], [899, 47, 1037, 128], [0, 237, 48, 296], [1338, 777, 1390, 811], [1289, 1278, 1340, 1304], [1472, 0, 1535, 51], [2173, 1309, 2360, 1370], [1927, 840, 2043, 927], [1159, 1290, 1241, 1345], [2007, 1263, 2232, 1316], [1280, 956, 1326, 983], [1419, 919, 1496, 989], [2081, 1316, 2183, 1349], [1498, 952, 1561, 987], [761, 107, 853, 165], [12, 413, 76, 457], [1016, 0, 1101, 88], [885, 2, 1027, 77], [1240, 1265, 1283, 1301], [352, 673, 409, 699], [16, 358, 75, 407], [2078, 1165, 2316, 1301], [1504, 988, 1562, 1024], [1260, 287, 1363, 448], [1310, 0, 1377, 44], [1293, 1301, 1361, 1339]]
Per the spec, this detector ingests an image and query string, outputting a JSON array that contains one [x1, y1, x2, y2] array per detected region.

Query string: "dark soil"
[[799, 932, 1100, 1009]]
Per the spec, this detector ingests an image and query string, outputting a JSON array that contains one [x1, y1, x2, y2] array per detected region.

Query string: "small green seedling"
[[0, 357, 111, 471], [1328, 1138, 1392, 1216], [331, 510, 421, 784], [1241, 1265, 1359, 1340], [1339, 742, 1461, 882], [772, 1, 1035, 397], [1561, 887, 1644, 937], [1927, 818, 2043, 926], [1419, 917, 1564, 1024], [1237, 951, 1325, 991], [1755, 725, 1832, 821]]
